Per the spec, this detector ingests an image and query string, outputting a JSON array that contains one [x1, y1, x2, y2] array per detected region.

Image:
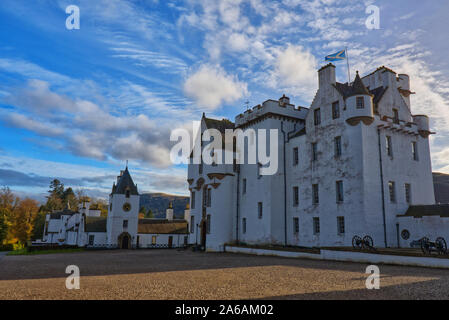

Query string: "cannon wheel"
[[362, 235, 374, 250], [352, 235, 362, 250], [435, 237, 447, 255], [420, 237, 431, 255]]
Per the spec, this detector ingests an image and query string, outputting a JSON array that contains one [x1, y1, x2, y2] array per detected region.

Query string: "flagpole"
[[346, 47, 351, 84]]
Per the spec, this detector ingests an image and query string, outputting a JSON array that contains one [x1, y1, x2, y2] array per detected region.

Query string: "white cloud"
[[183, 64, 248, 110]]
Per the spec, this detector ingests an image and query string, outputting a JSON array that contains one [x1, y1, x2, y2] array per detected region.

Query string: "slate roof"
[[49, 209, 77, 219], [398, 204, 449, 218], [85, 217, 107, 232], [112, 167, 139, 195], [138, 219, 189, 234], [333, 71, 373, 99]]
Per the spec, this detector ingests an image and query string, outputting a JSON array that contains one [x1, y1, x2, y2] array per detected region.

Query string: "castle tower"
[[166, 201, 174, 221], [106, 167, 139, 249]]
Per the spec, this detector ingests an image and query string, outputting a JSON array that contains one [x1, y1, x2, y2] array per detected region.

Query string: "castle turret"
[[413, 115, 431, 138], [345, 71, 374, 126]]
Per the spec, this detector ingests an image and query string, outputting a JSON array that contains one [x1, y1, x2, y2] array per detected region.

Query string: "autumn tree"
[[11, 198, 39, 244]]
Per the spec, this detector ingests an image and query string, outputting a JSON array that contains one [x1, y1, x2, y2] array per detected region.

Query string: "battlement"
[[235, 95, 307, 127]]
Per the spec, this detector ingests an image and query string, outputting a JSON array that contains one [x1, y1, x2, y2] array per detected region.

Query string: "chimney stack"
[[318, 63, 336, 88]]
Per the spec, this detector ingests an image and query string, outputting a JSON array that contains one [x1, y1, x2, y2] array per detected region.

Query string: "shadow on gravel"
[[1, 249, 448, 282], [258, 278, 449, 300]]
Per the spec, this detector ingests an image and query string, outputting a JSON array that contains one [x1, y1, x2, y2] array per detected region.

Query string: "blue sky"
[[0, 0, 448, 201]]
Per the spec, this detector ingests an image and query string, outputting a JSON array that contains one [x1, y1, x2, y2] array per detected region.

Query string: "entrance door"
[[122, 235, 129, 249], [168, 236, 173, 248]]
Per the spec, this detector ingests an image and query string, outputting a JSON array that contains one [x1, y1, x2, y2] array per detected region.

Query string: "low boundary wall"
[[225, 246, 449, 269]]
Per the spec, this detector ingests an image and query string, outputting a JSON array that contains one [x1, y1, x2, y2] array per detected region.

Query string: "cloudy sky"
[[0, 0, 448, 201]]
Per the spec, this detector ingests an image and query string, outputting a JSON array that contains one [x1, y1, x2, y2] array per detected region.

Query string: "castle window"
[[393, 109, 399, 124], [313, 217, 320, 235], [206, 214, 211, 234], [312, 143, 318, 161], [312, 184, 319, 205], [314, 108, 321, 125], [405, 184, 411, 204], [123, 220, 128, 228], [258, 202, 263, 219], [336, 181, 344, 203], [293, 147, 299, 166], [386, 136, 393, 157], [242, 218, 247, 234], [199, 163, 203, 174], [152, 236, 156, 245], [356, 97, 364, 109], [206, 188, 211, 207], [190, 216, 195, 233], [293, 186, 299, 206], [332, 101, 340, 119], [191, 191, 195, 209], [126, 189, 130, 198], [389, 181, 396, 203], [88, 235, 95, 246], [293, 217, 299, 235], [334, 136, 342, 157], [412, 142, 418, 161], [337, 216, 345, 234], [243, 179, 247, 194]]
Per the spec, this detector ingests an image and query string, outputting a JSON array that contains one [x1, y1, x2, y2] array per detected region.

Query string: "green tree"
[[0, 187, 19, 244], [31, 206, 47, 241], [45, 179, 65, 212], [145, 209, 154, 219]]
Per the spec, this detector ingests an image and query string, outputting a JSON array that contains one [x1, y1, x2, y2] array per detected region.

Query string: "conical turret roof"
[[112, 167, 139, 196]]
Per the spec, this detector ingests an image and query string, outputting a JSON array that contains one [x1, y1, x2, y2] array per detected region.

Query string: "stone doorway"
[[118, 232, 132, 249]]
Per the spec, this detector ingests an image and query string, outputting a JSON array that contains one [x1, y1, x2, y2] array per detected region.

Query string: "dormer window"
[[125, 188, 130, 198], [356, 97, 364, 109]]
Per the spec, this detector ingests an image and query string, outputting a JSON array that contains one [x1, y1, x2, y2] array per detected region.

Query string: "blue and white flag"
[[325, 49, 346, 62]]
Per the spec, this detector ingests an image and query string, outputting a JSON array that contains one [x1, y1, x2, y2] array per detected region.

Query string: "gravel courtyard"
[[1, 249, 448, 300]]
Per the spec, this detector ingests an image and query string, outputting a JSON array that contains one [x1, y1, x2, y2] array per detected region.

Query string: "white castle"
[[187, 63, 449, 252], [42, 167, 193, 248]]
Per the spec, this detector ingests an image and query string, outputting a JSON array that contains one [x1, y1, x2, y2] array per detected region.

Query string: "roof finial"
[[168, 201, 173, 209], [126, 160, 128, 169]]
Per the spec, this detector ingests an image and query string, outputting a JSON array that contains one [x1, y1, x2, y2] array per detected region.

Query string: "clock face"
[[123, 203, 131, 212]]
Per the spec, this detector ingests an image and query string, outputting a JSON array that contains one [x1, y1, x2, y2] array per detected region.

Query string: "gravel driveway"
[[0, 249, 448, 300]]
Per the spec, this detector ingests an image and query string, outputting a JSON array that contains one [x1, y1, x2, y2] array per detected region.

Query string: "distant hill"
[[434, 172, 449, 204], [139, 193, 189, 219]]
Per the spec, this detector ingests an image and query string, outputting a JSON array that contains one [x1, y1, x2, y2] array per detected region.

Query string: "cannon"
[[420, 237, 447, 255], [352, 235, 375, 251]]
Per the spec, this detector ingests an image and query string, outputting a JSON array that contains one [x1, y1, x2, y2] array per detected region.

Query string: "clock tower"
[[106, 166, 140, 248]]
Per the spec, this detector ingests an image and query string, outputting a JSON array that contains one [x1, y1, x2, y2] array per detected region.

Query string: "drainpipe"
[[281, 122, 298, 246], [396, 223, 400, 248], [377, 128, 388, 248], [236, 163, 240, 244]]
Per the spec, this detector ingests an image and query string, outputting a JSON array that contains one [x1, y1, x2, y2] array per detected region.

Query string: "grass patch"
[[6, 248, 85, 256]]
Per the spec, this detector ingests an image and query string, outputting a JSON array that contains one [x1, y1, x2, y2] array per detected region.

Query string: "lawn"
[[6, 248, 85, 256]]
